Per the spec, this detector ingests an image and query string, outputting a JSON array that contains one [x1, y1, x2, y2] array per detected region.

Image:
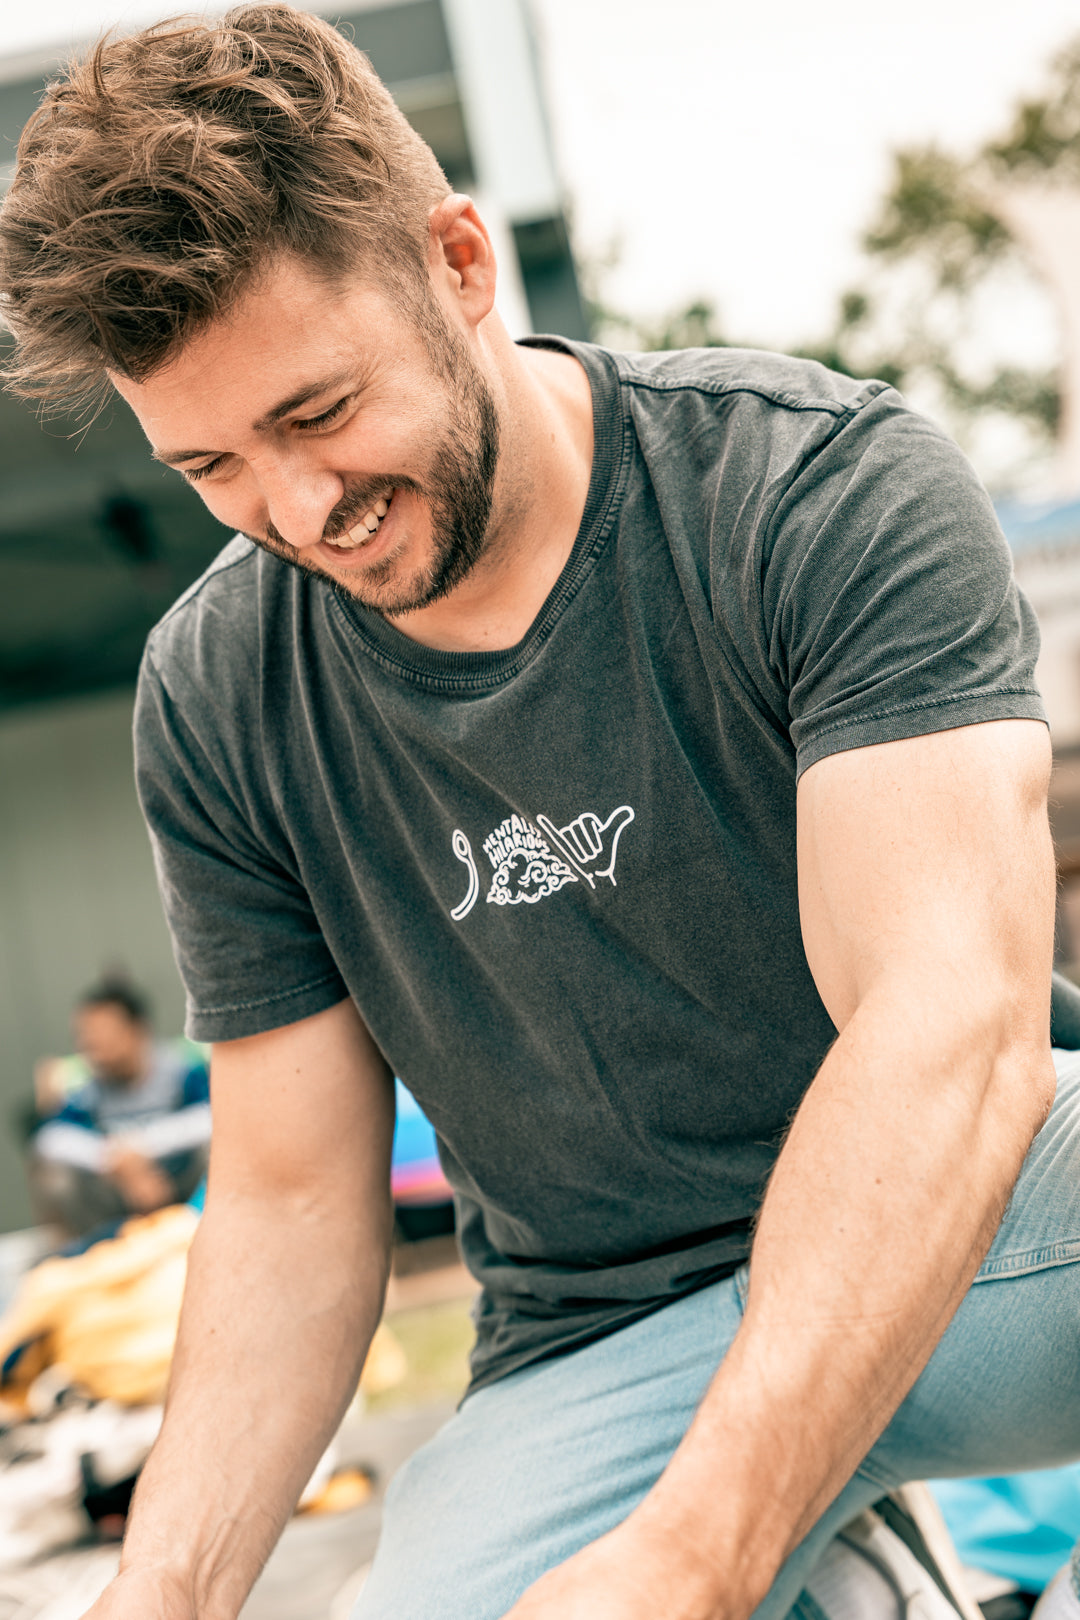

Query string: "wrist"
[[618, 1498, 756, 1620], [628, 1463, 783, 1620], [115, 1552, 239, 1620], [99, 1560, 201, 1620]]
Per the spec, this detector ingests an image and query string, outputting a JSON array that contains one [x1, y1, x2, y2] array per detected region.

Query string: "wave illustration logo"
[[483, 815, 577, 907]]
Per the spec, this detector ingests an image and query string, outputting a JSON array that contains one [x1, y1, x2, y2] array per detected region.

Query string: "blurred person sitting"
[[29, 981, 210, 1237]]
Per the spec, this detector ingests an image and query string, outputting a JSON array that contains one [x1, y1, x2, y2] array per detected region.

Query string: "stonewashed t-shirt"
[[135, 342, 1045, 1392]]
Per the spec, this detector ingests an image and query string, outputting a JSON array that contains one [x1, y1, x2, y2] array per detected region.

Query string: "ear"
[[427, 194, 497, 326]]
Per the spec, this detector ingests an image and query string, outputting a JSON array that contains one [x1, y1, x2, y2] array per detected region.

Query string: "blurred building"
[[998, 498, 1080, 970], [0, 0, 586, 1232]]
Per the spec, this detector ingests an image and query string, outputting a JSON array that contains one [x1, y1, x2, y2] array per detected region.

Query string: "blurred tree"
[[582, 231, 733, 353], [795, 40, 1080, 477], [589, 38, 1080, 488], [592, 293, 731, 353]]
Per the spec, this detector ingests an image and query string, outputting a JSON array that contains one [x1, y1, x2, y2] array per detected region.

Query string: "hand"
[[500, 1517, 729, 1620], [535, 804, 635, 887], [105, 1143, 174, 1212]]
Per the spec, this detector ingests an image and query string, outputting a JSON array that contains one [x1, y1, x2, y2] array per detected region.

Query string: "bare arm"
[[86, 998, 395, 1620], [508, 718, 1056, 1619]]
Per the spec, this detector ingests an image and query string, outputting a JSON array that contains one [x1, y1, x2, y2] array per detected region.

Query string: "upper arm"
[[797, 719, 1055, 1042], [206, 998, 395, 1210]]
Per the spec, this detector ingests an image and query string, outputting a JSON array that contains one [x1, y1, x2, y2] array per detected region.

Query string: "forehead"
[[111, 258, 401, 444], [75, 1002, 130, 1030]]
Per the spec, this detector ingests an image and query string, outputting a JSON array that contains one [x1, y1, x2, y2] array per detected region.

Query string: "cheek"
[[190, 474, 262, 531], [334, 403, 433, 476]]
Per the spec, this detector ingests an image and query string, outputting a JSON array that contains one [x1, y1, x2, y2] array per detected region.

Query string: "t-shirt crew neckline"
[[330, 338, 628, 691]]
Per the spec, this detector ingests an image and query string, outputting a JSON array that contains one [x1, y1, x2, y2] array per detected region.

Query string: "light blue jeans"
[[356, 1049, 1080, 1620]]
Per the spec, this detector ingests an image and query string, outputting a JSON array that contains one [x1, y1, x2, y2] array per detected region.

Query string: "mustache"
[[262, 476, 423, 550]]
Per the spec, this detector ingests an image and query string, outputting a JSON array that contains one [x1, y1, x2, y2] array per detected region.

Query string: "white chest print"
[[449, 804, 635, 921]]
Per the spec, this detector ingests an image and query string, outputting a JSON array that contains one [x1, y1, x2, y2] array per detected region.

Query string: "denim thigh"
[[356, 1049, 1080, 1620], [756, 1046, 1080, 1620], [354, 1277, 745, 1619]]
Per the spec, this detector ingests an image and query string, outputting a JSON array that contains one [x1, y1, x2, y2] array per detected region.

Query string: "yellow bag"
[[0, 1207, 196, 1405], [0, 1205, 406, 1409]]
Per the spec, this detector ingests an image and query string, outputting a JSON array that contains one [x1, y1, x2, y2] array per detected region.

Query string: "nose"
[[256, 460, 344, 552]]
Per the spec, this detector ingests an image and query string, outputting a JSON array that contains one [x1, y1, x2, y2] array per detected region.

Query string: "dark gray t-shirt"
[[135, 342, 1044, 1391]]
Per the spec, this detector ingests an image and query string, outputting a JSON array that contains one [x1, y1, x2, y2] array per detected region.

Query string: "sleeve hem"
[[185, 972, 349, 1043], [794, 690, 1048, 780]]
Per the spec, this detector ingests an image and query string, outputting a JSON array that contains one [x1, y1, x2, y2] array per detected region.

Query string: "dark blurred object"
[[0, 360, 228, 713], [979, 1593, 1039, 1620], [79, 1453, 137, 1537], [100, 494, 158, 567], [1051, 970, 1080, 1048], [394, 1202, 456, 1244]]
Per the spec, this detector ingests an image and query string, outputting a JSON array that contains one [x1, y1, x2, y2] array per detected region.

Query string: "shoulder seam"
[[615, 364, 892, 420]]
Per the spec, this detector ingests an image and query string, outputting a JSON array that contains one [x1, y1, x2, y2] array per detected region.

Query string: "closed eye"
[[184, 456, 228, 483], [295, 395, 352, 431], [181, 394, 354, 481]]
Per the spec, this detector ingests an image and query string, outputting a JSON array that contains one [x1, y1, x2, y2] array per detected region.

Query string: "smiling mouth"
[[323, 491, 394, 552]]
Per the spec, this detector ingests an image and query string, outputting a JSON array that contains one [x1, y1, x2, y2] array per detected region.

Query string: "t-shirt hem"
[[464, 1260, 745, 1396], [794, 690, 1047, 780], [185, 972, 348, 1043]]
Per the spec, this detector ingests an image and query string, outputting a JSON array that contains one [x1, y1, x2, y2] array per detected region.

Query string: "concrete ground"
[[0, 1233, 474, 1620], [0, 1402, 453, 1620], [242, 1400, 454, 1620]]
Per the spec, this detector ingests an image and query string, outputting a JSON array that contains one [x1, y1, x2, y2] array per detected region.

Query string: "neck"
[[386, 328, 594, 654]]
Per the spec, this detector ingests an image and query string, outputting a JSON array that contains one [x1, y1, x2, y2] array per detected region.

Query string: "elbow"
[[982, 1010, 1056, 1141], [1000, 1044, 1056, 1137], [934, 964, 1056, 1142]]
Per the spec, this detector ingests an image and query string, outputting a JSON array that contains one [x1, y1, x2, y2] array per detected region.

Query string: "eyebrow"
[[150, 369, 356, 466]]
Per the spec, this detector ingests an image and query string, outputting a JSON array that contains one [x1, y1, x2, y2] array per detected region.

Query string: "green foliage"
[[629, 298, 731, 352], [932, 362, 1060, 438], [588, 291, 732, 353], [590, 33, 1079, 475], [863, 147, 1012, 289], [788, 38, 1080, 462], [985, 39, 1080, 179]]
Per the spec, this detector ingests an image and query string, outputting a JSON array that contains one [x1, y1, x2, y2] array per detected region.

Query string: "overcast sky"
[[530, 0, 1080, 354], [7, 0, 1080, 356]]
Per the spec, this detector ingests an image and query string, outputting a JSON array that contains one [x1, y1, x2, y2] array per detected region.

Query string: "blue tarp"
[[930, 1470, 1080, 1591]]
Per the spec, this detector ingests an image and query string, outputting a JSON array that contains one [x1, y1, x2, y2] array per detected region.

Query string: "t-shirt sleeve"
[[760, 388, 1046, 777], [135, 649, 348, 1042]]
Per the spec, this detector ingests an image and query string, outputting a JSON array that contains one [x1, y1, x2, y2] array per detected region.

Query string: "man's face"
[[112, 257, 500, 617], [74, 1003, 146, 1084]]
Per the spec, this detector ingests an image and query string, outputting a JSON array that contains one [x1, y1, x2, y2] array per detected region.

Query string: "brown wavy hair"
[[0, 4, 451, 411]]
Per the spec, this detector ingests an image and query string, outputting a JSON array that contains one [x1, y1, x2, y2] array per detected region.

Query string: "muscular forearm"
[[631, 999, 1054, 1618], [116, 1184, 391, 1619]]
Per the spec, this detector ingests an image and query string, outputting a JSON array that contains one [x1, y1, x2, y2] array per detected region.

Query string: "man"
[[1, 8, 1078, 1618], [30, 980, 211, 1235]]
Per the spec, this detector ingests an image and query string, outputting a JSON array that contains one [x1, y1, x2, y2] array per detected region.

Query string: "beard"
[[245, 326, 501, 618]]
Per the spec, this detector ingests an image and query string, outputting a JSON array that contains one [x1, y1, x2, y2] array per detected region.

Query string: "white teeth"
[[327, 493, 394, 550]]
